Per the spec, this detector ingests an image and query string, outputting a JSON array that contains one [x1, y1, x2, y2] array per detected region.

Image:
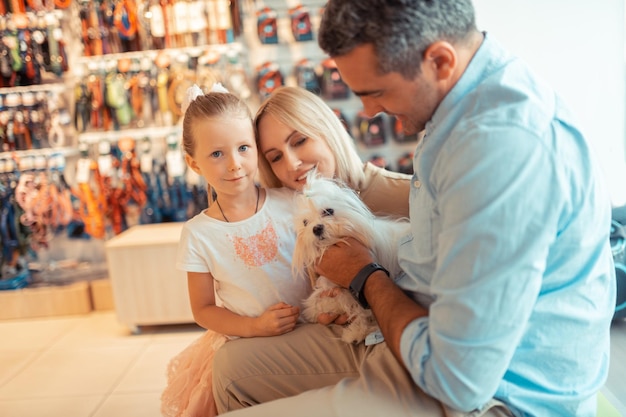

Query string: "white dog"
[[293, 175, 410, 343]]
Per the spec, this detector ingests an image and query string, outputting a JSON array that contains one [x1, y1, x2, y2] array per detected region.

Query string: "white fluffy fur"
[[293, 175, 410, 343]]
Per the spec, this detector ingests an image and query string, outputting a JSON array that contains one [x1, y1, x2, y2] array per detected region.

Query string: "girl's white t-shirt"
[[176, 187, 310, 317]]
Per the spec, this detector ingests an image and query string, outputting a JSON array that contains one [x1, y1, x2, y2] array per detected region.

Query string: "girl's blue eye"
[[211, 151, 222, 158], [239, 145, 249, 152]]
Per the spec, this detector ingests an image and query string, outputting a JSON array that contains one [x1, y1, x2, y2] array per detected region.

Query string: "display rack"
[[242, 0, 418, 173], [0, 0, 421, 324]]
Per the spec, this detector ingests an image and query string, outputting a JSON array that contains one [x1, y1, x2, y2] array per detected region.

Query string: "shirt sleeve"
[[176, 221, 211, 273], [400, 124, 566, 411]]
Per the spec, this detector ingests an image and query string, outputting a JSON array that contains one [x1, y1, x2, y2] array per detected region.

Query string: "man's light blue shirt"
[[397, 34, 616, 417]]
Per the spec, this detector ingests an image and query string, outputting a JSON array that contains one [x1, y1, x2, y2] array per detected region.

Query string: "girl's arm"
[[187, 271, 300, 338]]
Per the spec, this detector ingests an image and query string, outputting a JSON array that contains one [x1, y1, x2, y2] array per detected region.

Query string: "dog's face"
[[292, 176, 375, 280]]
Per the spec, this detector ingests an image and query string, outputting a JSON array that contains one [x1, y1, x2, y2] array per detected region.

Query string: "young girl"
[[160, 84, 309, 417]]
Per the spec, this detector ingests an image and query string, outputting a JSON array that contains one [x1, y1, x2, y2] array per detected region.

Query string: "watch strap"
[[349, 262, 389, 309]]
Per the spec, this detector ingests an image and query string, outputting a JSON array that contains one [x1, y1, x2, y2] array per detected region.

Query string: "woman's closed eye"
[[290, 135, 307, 147], [267, 152, 282, 163]]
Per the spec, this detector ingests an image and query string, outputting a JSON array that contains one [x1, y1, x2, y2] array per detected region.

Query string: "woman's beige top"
[[359, 162, 411, 219]]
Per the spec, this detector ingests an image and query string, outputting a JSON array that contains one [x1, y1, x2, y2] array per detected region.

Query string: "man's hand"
[[316, 287, 350, 325], [315, 237, 374, 288]]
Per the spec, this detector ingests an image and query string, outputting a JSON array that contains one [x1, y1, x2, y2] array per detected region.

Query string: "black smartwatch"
[[349, 263, 389, 309]]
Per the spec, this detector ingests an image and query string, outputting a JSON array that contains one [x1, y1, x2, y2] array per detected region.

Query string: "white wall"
[[473, 0, 626, 206]]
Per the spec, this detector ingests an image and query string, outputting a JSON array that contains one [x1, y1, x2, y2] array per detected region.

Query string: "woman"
[[254, 86, 410, 218]]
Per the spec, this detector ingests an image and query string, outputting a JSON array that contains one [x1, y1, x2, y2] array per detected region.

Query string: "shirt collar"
[[426, 32, 514, 135]]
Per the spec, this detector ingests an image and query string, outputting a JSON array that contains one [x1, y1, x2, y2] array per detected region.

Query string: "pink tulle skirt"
[[161, 330, 227, 417]]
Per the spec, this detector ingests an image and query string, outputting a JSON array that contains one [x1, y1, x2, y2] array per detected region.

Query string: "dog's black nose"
[[313, 224, 324, 237]]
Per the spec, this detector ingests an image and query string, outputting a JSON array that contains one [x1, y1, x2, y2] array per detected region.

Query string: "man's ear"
[[423, 41, 457, 81], [185, 153, 201, 175]]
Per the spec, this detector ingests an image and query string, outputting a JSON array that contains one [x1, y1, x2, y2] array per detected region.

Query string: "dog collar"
[[349, 263, 389, 309]]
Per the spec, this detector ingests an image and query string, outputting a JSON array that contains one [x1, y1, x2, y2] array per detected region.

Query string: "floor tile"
[[50, 312, 151, 350], [0, 316, 83, 351], [113, 341, 192, 393], [92, 392, 161, 417], [0, 395, 103, 417], [0, 345, 143, 399], [0, 350, 40, 387]]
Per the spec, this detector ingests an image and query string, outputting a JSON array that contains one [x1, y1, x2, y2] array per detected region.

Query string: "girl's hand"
[[253, 302, 300, 336]]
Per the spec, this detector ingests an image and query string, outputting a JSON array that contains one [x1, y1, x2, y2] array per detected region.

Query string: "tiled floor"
[[0, 311, 204, 417], [0, 311, 624, 417]]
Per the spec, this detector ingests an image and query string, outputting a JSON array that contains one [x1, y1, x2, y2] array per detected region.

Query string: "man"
[[213, 1, 615, 415]]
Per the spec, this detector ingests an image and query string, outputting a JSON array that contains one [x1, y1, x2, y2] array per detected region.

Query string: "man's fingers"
[[318, 312, 339, 325], [318, 312, 350, 325], [320, 287, 341, 297]]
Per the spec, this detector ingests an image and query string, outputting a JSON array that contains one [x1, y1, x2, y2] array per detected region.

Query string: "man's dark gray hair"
[[318, 0, 477, 79]]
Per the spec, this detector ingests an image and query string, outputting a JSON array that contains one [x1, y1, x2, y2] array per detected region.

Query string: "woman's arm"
[[187, 271, 300, 337]]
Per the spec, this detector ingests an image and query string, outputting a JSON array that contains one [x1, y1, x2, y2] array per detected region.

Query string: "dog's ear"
[[306, 265, 318, 289], [292, 230, 306, 276], [295, 185, 314, 213], [292, 233, 318, 289], [302, 171, 318, 199]]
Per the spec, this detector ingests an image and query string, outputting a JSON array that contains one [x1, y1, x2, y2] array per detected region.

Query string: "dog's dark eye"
[[303, 219, 308, 226], [322, 208, 334, 216]]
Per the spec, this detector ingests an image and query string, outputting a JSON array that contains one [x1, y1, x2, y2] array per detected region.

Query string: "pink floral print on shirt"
[[230, 221, 278, 267]]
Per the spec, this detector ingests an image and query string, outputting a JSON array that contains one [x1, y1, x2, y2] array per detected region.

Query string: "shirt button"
[[414, 180, 421, 188]]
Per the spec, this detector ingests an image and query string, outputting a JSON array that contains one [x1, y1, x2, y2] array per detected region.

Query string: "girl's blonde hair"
[[181, 92, 252, 157], [254, 86, 365, 190], [181, 92, 253, 204]]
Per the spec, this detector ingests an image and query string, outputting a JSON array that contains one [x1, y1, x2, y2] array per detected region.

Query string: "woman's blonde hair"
[[254, 86, 365, 190]]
